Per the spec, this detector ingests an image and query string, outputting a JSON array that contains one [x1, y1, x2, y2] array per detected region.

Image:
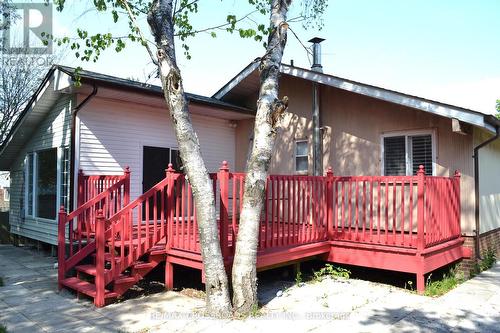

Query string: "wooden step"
[[114, 274, 137, 285], [61, 277, 118, 299], [75, 264, 111, 277], [91, 252, 122, 262], [133, 261, 155, 270]]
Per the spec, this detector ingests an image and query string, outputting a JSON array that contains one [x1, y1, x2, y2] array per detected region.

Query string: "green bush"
[[0, 324, 7, 333], [424, 269, 463, 297], [313, 264, 350, 282], [295, 270, 303, 285], [470, 248, 497, 278], [480, 248, 497, 271]]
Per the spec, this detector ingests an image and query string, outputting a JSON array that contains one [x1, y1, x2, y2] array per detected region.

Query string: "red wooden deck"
[[57, 163, 470, 307]]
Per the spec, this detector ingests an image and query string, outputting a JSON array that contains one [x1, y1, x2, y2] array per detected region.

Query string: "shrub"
[[313, 264, 350, 282], [424, 269, 463, 297]]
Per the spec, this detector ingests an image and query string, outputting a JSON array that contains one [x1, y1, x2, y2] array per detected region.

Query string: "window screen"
[[383, 136, 406, 176], [410, 135, 432, 175]]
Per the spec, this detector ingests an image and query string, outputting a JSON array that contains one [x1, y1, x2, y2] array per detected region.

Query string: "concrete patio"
[[0, 244, 499, 333]]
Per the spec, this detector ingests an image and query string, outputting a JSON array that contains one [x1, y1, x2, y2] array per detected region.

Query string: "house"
[[0, 45, 499, 305], [0, 65, 253, 245]]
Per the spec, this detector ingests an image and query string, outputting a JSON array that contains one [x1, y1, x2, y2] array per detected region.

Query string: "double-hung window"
[[382, 131, 435, 176], [295, 140, 309, 174]]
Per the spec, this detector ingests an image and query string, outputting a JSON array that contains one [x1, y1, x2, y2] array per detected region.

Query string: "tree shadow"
[[361, 307, 500, 332]]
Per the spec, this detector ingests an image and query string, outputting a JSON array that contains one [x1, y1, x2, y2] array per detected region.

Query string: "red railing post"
[[123, 166, 131, 206], [326, 167, 334, 240], [166, 164, 175, 251], [454, 170, 461, 238], [57, 206, 67, 290], [95, 209, 106, 307], [417, 165, 425, 252], [218, 161, 230, 258]]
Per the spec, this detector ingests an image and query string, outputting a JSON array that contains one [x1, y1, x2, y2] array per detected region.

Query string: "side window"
[[295, 140, 308, 174], [383, 136, 406, 176], [25, 153, 34, 216], [60, 147, 71, 210], [36, 148, 57, 219], [383, 133, 434, 176], [409, 135, 433, 176]]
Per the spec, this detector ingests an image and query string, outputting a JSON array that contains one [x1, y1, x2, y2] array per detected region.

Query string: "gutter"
[[473, 123, 499, 259], [69, 84, 98, 210]]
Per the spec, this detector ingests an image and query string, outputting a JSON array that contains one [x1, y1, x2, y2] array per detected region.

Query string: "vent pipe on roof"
[[308, 37, 325, 73], [309, 37, 325, 176]]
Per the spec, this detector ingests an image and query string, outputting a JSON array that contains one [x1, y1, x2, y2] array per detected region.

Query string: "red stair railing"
[[58, 168, 130, 289]]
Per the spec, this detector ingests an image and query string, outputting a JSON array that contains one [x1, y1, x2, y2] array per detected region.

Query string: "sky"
[[7, 0, 500, 114]]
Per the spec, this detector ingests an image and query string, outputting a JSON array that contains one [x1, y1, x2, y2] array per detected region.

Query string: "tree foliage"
[[0, 2, 59, 145], [496, 99, 499, 119]]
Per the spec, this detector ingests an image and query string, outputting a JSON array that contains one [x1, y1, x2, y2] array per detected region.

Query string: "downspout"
[[473, 125, 499, 259], [309, 37, 325, 176], [69, 84, 98, 210]]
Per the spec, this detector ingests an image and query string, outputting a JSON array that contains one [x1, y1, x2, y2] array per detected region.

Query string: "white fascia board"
[[54, 69, 74, 93], [280, 65, 495, 134], [213, 61, 260, 100]]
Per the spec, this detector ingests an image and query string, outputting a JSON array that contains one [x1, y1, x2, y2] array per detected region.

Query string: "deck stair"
[[58, 167, 175, 306]]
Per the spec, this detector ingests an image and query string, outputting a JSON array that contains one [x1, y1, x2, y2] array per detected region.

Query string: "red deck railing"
[[58, 162, 461, 305], [78, 170, 129, 207]]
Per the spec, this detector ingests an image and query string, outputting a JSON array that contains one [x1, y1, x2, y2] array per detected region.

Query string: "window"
[[36, 149, 57, 219], [59, 148, 70, 210], [382, 132, 434, 176], [295, 140, 309, 173], [24, 147, 66, 220], [3, 188, 9, 202], [26, 154, 34, 216]]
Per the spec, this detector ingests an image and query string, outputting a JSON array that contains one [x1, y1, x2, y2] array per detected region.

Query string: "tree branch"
[[119, 0, 158, 66]]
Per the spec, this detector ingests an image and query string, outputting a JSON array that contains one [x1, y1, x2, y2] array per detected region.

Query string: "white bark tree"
[[231, 0, 291, 314], [147, 0, 232, 316], [54, 0, 325, 316]]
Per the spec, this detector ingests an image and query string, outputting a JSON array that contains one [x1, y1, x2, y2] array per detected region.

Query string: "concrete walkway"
[[0, 244, 499, 333]]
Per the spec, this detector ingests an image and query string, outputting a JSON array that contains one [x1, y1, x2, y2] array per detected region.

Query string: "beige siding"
[[475, 128, 500, 234], [235, 76, 476, 234], [9, 95, 72, 244], [78, 97, 236, 201]]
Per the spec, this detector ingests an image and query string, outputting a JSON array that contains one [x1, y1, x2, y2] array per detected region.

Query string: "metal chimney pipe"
[[308, 37, 325, 175], [308, 37, 325, 73]]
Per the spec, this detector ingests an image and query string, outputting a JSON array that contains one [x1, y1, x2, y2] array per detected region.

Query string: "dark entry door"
[[143, 146, 171, 194], [142, 146, 171, 219]]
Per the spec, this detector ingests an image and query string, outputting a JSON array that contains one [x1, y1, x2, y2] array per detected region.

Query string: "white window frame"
[[3, 188, 9, 202], [294, 139, 309, 174], [380, 129, 437, 176], [24, 148, 65, 221], [25, 153, 36, 217]]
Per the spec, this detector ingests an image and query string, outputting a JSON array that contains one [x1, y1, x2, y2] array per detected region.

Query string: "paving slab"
[[1, 245, 499, 333]]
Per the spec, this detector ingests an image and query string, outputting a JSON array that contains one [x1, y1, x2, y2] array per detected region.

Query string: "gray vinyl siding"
[[9, 94, 73, 245]]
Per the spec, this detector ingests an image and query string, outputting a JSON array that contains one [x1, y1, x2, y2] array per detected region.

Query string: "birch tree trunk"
[[231, 0, 291, 315], [147, 0, 232, 317]]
